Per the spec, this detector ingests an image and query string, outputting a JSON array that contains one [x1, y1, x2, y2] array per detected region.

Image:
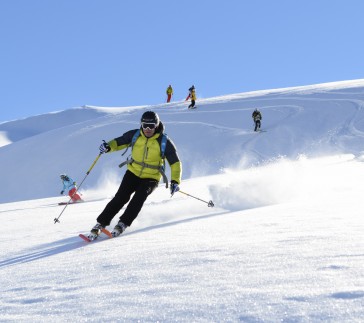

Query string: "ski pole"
[[178, 190, 215, 207], [54, 153, 102, 224]]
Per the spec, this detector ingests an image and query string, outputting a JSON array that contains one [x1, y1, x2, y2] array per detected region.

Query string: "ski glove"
[[60, 190, 64, 195], [170, 180, 180, 196], [99, 140, 111, 154]]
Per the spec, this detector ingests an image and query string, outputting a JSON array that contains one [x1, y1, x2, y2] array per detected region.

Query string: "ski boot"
[[111, 221, 127, 237], [88, 223, 104, 241]]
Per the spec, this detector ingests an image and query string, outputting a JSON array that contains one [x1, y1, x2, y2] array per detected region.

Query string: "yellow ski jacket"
[[107, 124, 182, 184], [166, 86, 173, 95]]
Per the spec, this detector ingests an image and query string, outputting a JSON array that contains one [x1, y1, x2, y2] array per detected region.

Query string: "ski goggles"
[[141, 122, 157, 130]]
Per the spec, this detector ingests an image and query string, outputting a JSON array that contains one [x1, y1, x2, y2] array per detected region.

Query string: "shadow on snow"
[[0, 210, 229, 269]]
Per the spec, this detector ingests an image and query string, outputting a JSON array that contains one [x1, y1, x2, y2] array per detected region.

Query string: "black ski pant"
[[188, 100, 196, 109], [254, 120, 261, 131], [97, 170, 159, 227]]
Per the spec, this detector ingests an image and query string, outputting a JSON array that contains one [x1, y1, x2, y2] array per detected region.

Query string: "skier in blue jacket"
[[60, 174, 83, 203]]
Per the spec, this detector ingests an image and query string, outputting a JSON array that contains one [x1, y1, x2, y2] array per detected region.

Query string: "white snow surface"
[[1, 79, 364, 322]]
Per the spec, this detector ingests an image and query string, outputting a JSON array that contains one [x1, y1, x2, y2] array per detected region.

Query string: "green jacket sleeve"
[[170, 161, 182, 184], [165, 138, 182, 184]]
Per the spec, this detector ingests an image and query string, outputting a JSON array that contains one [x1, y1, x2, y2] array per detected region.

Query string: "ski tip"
[[79, 233, 92, 242]]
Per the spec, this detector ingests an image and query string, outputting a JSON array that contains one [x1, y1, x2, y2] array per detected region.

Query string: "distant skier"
[[60, 174, 83, 203], [187, 87, 197, 109], [166, 85, 173, 103], [252, 108, 262, 132], [185, 85, 195, 101]]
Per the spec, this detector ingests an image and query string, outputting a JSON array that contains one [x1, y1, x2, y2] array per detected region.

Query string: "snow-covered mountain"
[[1, 80, 364, 321], [2, 79, 364, 204]]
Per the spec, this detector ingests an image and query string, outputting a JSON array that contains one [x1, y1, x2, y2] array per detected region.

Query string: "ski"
[[58, 201, 85, 205], [79, 228, 113, 242], [101, 228, 113, 238], [79, 233, 92, 242]]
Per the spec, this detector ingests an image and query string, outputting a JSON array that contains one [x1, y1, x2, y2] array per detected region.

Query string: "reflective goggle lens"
[[142, 122, 157, 129]]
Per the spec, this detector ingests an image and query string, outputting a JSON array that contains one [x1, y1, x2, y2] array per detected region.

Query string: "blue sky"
[[1, 0, 364, 122]]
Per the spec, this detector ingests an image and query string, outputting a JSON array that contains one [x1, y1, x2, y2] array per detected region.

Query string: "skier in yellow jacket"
[[166, 85, 173, 103], [188, 88, 197, 109], [88, 111, 182, 240]]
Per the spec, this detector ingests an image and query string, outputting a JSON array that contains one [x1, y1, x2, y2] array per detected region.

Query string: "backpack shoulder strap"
[[121, 129, 140, 157], [131, 129, 140, 150], [160, 133, 168, 158]]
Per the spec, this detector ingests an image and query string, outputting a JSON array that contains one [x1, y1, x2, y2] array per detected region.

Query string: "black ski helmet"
[[141, 111, 160, 125]]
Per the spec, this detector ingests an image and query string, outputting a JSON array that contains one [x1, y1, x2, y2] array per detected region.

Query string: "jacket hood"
[[157, 120, 165, 134]]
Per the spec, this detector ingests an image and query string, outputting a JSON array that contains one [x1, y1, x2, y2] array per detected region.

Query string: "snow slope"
[[1, 80, 364, 321], [2, 80, 364, 204]]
